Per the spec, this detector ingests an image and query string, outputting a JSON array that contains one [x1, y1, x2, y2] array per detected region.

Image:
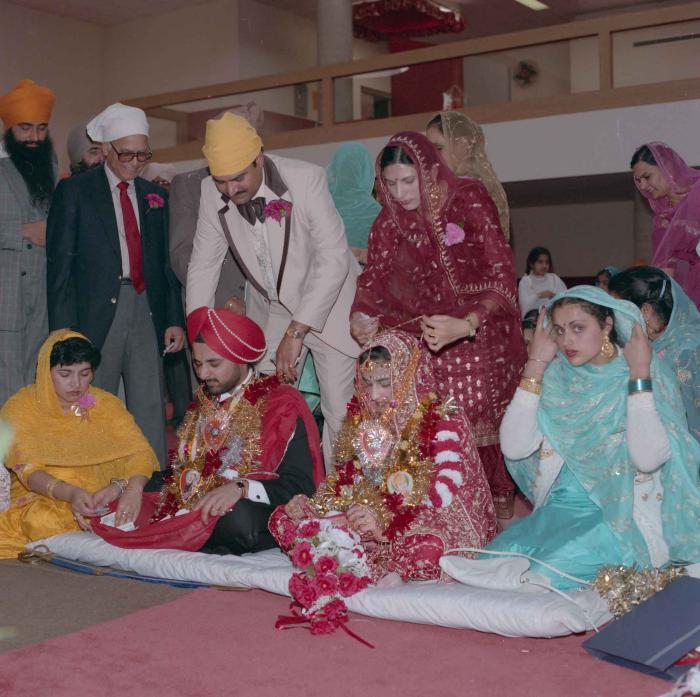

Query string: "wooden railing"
[[124, 2, 700, 162]]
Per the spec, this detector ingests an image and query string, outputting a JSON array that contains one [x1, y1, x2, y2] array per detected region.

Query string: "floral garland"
[[275, 517, 372, 641], [152, 375, 280, 520], [311, 394, 443, 541]]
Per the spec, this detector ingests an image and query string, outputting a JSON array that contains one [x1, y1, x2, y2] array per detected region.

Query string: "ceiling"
[[5, 0, 688, 29]]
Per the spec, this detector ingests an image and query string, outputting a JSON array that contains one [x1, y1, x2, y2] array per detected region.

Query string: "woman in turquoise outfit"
[[609, 266, 700, 446], [326, 142, 381, 266], [487, 286, 700, 590]]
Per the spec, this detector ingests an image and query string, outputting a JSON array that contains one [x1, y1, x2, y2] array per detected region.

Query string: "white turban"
[[87, 103, 149, 142]]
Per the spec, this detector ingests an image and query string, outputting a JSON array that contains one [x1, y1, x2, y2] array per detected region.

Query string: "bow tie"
[[237, 197, 266, 226]]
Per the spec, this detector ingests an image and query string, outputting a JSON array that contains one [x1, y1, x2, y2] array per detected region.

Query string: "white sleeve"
[[245, 480, 270, 505], [185, 184, 230, 314], [518, 276, 537, 318], [553, 274, 567, 292], [627, 392, 672, 473], [499, 388, 544, 460]]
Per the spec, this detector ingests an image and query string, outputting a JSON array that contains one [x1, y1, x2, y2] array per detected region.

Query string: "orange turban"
[[0, 79, 55, 129], [187, 307, 266, 364]]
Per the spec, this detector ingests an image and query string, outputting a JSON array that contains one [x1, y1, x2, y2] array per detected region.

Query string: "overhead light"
[[513, 0, 549, 10]]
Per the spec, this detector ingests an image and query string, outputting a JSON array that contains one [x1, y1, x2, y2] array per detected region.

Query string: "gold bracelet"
[[518, 376, 542, 395], [110, 478, 128, 496], [45, 478, 61, 499]]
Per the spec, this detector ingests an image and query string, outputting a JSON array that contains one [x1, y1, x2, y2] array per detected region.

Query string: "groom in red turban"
[[151, 307, 325, 555]]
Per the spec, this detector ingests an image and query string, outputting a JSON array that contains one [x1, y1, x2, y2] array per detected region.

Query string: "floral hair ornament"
[[145, 192, 165, 213], [264, 199, 292, 223], [70, 392, 96, 422]]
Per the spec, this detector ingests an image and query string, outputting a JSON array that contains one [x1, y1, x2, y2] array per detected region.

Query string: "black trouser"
[[199, 499, 277, 556], [144, 473, 277, 556]]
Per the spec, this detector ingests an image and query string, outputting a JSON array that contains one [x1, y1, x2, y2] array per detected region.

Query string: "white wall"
[[0, 0, 104, 172], [102, 0, 240, 106]]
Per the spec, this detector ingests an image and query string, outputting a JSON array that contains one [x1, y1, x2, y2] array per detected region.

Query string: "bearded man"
[[0, 79, 57, 406], [144, 307, 324, 555], [66, 120, 104, 176]]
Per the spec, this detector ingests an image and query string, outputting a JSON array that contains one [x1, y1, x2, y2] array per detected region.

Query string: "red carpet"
[[0, 587, 665, 697]]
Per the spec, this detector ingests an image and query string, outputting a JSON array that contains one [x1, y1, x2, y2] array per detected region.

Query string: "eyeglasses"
[[110, 142, 152, 163]]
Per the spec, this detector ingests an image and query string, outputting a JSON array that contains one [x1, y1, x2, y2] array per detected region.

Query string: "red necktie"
[[117, 181, 145, 293]]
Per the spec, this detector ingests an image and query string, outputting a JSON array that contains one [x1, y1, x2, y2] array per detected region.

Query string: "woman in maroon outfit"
[[350, 131, 526, 518]]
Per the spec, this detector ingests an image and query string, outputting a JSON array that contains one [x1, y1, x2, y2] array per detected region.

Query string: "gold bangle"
[[519, 376, 542, 395], [45, 478, 61, 499]]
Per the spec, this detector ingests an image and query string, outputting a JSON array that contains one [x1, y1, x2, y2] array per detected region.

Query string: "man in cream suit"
[[186, 113, 360, 465]]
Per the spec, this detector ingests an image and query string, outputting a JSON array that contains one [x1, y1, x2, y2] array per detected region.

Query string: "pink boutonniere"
[[145, 193, 165, 213], [264, 199, 292, 223], [444, 222, 465, 246], [71, 392, 96, 421]]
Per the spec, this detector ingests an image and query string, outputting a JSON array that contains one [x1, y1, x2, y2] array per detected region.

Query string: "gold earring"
[[600, 334, 615, 359]]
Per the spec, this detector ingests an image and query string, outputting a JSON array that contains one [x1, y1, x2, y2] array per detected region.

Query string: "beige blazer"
[[186, 154, 360, 358]]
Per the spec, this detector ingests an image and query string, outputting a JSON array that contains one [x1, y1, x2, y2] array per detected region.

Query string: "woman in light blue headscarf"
[[609, 267, 700, 446], [326, 142, 382, 265], [486, 286, 700, 590]]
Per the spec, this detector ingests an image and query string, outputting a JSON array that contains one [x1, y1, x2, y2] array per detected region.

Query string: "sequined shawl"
[[431, 111, 510, 239], [352, 131, 521, 350], [0, 330, 158, 482], [637, 142, 700, 308], [653, 279, 700, 445], [506, 286, 700, 565]]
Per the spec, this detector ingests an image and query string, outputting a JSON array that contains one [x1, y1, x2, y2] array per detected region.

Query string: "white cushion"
[[26, 533, 612, 638]]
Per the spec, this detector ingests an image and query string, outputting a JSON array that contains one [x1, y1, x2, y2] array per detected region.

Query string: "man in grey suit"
[[0, 79, 57, 407]]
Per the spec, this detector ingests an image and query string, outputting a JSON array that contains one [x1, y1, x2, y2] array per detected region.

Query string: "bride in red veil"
[[351, 131, 526, 518]]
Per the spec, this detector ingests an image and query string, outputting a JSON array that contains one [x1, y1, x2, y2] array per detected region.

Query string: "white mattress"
[[26, 533, 613, 638]]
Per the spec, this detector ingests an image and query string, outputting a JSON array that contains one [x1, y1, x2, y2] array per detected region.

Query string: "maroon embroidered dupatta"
[[352, 132, 526, 450]]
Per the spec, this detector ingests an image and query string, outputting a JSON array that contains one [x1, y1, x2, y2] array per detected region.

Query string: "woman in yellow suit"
[[0, 330, 157, 558]]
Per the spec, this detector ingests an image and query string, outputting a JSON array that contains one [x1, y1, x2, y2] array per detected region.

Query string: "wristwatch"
[[285, 327, 306, 340], [235, 480, 249, 498]]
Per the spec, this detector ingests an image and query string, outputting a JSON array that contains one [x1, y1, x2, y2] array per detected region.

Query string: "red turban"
[[187, 307, 266, 364]]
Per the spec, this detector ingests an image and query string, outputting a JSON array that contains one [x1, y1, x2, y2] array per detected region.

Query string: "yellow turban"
[[0, 79, 55, 129], [202, 112, 263, 177]]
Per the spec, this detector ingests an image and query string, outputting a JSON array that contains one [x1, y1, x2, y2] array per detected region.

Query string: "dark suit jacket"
[[46, 166, 184, 349], [169, 166, 245, 307]]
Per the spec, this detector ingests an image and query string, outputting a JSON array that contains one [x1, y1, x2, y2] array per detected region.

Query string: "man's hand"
[[195, 483, 244, 525], [164, 326, 185, 353], [21, 220, 46, 246], [350, 312, 379, 346], [275, 322, 308, 383]]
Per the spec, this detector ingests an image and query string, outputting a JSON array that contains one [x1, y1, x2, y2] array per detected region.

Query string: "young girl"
[[518, 247, 567, 318]]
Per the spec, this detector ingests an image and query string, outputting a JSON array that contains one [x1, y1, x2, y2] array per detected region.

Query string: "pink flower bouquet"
[[281, 517, 371, 637]]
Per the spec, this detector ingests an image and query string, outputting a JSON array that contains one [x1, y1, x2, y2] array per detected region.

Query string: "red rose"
[[288, 572, 306, 598], [299, 520, 320, 538], [310, 618, 335, 635], [324, 598, 347, 622], [314, 555, 338, 575], [315, 573, 339, 596], [298, 582, 319, 609], [291, 541, 313, 569], [338, 572, 359, 597]]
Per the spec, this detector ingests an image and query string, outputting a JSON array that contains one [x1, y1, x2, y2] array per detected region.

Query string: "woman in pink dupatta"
[[350, 131, 526, 518], [631, 142, 700, 309]]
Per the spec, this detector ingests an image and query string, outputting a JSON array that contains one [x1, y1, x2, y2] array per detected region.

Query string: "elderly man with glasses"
[[47, 103, 184, 468]]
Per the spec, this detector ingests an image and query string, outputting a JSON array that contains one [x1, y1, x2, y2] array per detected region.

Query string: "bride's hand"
[[350, 312, 379, 346]]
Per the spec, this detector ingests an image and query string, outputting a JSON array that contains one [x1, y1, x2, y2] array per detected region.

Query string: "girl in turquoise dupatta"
[[609, 267, 700, 446], [326, 142, 381, 265], [487, 286, 700, 590]]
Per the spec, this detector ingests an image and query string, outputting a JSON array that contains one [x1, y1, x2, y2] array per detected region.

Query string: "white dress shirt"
[[104, 164, 141, 278]]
